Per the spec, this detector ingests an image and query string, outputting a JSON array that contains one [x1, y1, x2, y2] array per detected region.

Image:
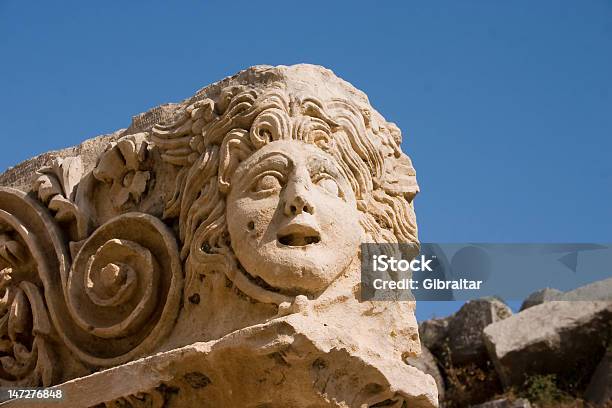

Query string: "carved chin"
[[253, 268, 336, 296], [237, 244, 354, 296]]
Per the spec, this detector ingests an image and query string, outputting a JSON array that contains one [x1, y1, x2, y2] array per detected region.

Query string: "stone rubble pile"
[[411, 278, 612, 407]]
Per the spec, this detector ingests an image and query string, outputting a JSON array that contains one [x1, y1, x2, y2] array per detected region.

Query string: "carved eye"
[[315, 176, 340, 197], [253, 173, 282, 193]]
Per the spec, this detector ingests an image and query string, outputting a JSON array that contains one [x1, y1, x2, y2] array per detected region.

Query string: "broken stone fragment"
[[520, 278, 612, 311], [446, 298, 512, 365], [405, 344, 445, 403], [418, 298, 512, 366], [519, 288, 563, 311], [483, 300, 612, 388], [419, 316, 450, 352], [557, 277, 612, 302], [6, 315, 438, 408]]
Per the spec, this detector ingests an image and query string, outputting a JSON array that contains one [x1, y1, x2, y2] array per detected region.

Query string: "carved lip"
[[276, 221, 321, 247]]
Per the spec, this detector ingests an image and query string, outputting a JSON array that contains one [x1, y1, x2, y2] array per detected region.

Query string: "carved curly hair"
[[152, 73, 419, 304]]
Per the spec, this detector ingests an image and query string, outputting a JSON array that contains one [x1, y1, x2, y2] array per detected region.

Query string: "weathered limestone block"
[[556, 277, 612, 302], [519, 288, 563, 311], [447, 298, 512, 365], [520, 278, 612, 311], [419, 316, 450, 352], [7, 314, 437, 408], [0, 129, 125, 193], [0, 64, 437, 407], [419, 298, 512, 365], [405, 345, 445, 403], [416, 299, 512, 406], [483, 301, 612, 388]]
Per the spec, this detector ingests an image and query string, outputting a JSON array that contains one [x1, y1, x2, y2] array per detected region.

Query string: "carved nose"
[[284, 183, 315, 216], [286, 196, 313, 216]]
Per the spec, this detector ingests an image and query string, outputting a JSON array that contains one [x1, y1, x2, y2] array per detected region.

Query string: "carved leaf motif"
[[0, 285, 13, 318], [34, 156, 83, 201], [33, 175, 63, 204], [0, 234, 27, 270], [0, 188, 66, 387], [93, 133, 151, 211], [47, 195, 89, 240], [0, 282, 57, 387], [108, 170, 150, 209], [8, 289, 30, 341], [94, 147, 126, 183], [32, 156, 89, 241]]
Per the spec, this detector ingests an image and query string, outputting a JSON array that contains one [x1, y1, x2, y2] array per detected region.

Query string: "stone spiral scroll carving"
[[0, 188, 183, 374], [0, 188, 62, 387], [62, 213, 183, 367]]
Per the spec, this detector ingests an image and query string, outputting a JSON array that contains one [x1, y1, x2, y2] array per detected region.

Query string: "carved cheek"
[[313, 187, 348, 217], [253, 197, 282, 240], [318, 193, 362, 241], [229, 196, 278, 244]]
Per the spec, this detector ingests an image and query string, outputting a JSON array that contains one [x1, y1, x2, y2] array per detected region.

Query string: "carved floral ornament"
[[0, 65, 421, 390]]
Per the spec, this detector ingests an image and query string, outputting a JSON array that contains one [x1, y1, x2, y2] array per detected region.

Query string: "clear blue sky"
[[1, 1, 611, 320]]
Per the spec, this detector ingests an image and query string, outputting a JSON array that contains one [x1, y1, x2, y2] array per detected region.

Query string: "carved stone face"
[[227, 140, 363, 295]]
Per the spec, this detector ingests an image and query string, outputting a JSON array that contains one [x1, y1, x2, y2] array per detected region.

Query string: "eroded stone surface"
[[405, 345, 445, 403], [447, 298, 512, 365], [483, 300, 612, 388], [419, 317, 450, 352], [519, 288, 563, 311], [7, 317, 437, 408], [520, 278, 612, 311], [419, 298, 512, 365], [0, 64, 436, 407], [0, 129, 125, 193]]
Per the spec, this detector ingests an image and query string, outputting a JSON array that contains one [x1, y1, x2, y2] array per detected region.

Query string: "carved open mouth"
[[277, 224, 321, 247], [278, 234, 321, 246]]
